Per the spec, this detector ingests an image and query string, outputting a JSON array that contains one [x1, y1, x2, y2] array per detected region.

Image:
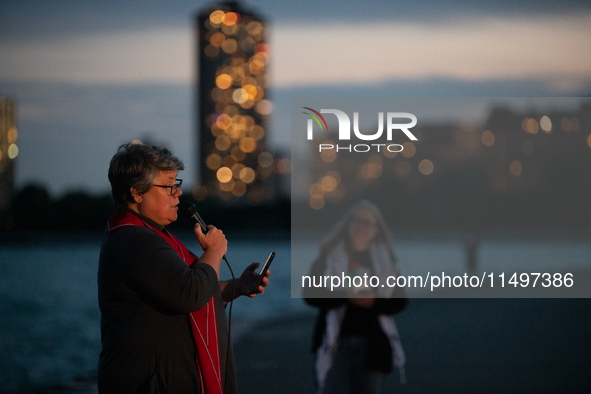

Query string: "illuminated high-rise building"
[[195, 1, 275, 204], [0, 97, 18, 212]]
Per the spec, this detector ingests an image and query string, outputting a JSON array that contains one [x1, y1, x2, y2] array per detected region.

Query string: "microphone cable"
[[222, 254, 235, 392]]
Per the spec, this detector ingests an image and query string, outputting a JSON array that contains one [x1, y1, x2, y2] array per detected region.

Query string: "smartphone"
[[250, 251, 275, 294]]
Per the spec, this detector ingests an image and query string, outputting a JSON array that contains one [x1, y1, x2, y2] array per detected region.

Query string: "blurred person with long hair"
[[304, 200, 406, 394]]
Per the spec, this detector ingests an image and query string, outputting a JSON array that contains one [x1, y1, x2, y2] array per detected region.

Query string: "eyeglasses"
[[153, 179, 183, 196]]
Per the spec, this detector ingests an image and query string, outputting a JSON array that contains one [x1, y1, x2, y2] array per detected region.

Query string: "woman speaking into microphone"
[[97, 143, 270, 393]]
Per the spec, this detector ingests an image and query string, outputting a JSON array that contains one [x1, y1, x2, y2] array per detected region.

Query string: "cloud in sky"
[[0, 28, 192, 84], [1, 14, 590, 91], [273, 15, 591, 91]]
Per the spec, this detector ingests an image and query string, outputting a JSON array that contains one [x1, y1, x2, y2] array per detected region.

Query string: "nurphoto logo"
[[302, 107, 418, 153]]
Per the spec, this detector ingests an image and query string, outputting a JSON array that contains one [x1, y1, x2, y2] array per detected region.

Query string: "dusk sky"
[[1, 0, 590, 194]]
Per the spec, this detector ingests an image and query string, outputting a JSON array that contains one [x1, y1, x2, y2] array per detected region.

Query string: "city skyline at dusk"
[[1, 0, 590, 195]]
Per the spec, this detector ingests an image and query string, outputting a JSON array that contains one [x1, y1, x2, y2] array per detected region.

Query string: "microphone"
[[180, 202, 208, 234], [180, 201, 229, 263]]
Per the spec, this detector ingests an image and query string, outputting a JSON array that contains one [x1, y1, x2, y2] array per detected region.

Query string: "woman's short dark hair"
[[108, 143, 184, 208]]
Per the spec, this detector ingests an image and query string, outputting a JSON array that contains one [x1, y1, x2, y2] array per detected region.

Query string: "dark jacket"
[[97, 218, 237, 393], [304, 254, 406, 373]]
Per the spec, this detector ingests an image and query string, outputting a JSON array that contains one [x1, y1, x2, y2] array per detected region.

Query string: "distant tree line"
[[0, 183, 291, 236]]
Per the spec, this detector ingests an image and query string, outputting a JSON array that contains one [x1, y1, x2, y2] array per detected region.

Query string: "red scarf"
[[107, 209, 224, 394]]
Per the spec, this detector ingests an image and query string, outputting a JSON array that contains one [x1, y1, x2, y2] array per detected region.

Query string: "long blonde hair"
[[319, 200, 397, 263]]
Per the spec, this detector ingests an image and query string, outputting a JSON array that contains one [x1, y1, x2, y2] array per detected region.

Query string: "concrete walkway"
[[234, 299, 591, 393]]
